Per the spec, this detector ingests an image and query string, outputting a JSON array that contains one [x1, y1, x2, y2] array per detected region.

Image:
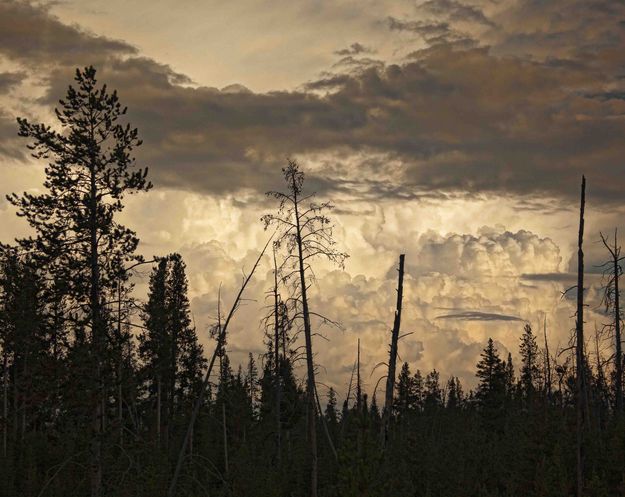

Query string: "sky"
[[1, 0, 625, 399]]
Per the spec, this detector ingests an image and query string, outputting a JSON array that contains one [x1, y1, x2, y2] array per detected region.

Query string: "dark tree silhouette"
[[599, 230, 623, 414], [262, 159, 347, 497], [8, 66, 151, 497], [381, 254, 405, 446]]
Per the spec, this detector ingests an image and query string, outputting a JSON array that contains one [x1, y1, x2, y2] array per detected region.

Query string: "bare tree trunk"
[[576, 175, 586, 497], [543, 315, 552, 402], [594, 326, 604, 431], [381, 254, 405, 447], [615, 231, 623, 414], [273, 246, 282, 464], [292, 183, 318, 497], [356, 338, 362, 413], [2, 352, 7, 458]]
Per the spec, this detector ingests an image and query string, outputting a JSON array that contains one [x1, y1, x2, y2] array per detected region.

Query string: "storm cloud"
[[1, 0, 625, 203]]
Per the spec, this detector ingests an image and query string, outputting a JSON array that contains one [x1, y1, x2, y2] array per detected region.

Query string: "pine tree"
[[246, 353, 259, 415], [139, 254, 205, 449], [413, 369, 425, 411], [519, 323, 540, 401], [446, 377, 463, 409], [0, 251, 45, 489], [475, 338, 506, 410], [394, 362, 415, 415], [424, 369, 442, 409], [167, 254, 206, 414], [325, 387, 338, 425], [9, 66, 151, 497], [505, 352, 516, 399], [139, 258, 168, 444]]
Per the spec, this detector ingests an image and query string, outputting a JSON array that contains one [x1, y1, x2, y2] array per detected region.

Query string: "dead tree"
[[381, 254, 405, 447], [356, 338, 362, 413], [599, 229, 623, 414], [262, 160, 347, 497], [271, 245, 283, 463], [575, 175, 586, 497], [167, 237, 271, 497], [543, 315, 552, 402]]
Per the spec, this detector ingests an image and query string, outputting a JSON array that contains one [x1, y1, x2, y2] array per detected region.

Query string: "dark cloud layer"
[[2, 0, 625, 204], [0, 0, 137, 65]]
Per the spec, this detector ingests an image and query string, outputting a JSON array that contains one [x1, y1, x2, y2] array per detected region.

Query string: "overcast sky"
[[1, 0, 624, 397]]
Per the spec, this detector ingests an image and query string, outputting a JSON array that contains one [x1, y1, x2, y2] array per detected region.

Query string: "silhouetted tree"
[[476, 338, 506, 410], [262, 159, 347, 497], [8, 66, 151, 497], [599, 230, 623, 414], [520, 323, 540, 402]]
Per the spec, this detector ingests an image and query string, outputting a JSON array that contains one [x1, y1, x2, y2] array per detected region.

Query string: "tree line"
[[0, 67, 624, 497]]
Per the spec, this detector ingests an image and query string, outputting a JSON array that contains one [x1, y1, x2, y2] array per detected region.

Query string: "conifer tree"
[[505, 352, 515, 399], [8, 66, 151, 497], [325, 387, 338, 424], [446, 377, 463, 409], [139, 254, 205, 448], [476, 338, 506, 409], [424, 369, 442, 409], [520, 323, 540, 401], [395, 362, 415, 415]]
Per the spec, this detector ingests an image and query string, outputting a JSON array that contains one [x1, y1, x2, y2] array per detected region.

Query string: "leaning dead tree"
[[262, 159, 347, 497], [381, 254, 405, 447], [575, 175, 587, 497], [167, 237, 272, 497], [599, 229, 623, 415]]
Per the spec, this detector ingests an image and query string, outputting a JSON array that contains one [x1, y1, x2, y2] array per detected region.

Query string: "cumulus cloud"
[[165, 218, 590, 396], [1, 0, 623, 399], [408, 229, 562, 278]]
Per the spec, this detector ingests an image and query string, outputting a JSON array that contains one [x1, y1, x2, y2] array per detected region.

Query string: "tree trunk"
[[381, 254, 405, 446], [88, 134, 103, 497], [576, 175, 586, 497], [2, 352, 7, 458], [222, 401, 229, 474], [117, 282, 124, 447], [613, 231, 623, 414], [157, 375, 162, 446], [543, 316, 552, 402], [168, 323, 177, 452], [118, 360, 123, 447], [356, 338, 362, 413], [273, 246, 282, 464], [21, 355, 26, 441], [292, 181, 318, 497]]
